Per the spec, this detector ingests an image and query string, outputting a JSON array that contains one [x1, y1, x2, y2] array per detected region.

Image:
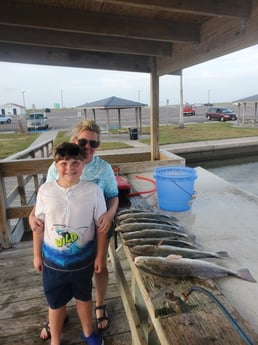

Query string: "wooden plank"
[[108, 240, 148, 345], [6, 205, 34, 219], [0, 240, 132, 345]]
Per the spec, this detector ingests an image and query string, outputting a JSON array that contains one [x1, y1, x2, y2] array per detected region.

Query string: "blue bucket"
[[154, 166, 197, 212]]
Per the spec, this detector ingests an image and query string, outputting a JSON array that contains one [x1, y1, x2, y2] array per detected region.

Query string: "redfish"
[[130, 244, 229, 259], [134, 255, 256, 282]]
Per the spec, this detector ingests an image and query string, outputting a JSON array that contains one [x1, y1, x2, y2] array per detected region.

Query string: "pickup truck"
[[183, 105, 195, 116]]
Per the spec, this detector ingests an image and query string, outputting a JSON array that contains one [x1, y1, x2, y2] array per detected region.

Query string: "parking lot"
[[0, 104, 233, 132], [0, 103, 254, 133]]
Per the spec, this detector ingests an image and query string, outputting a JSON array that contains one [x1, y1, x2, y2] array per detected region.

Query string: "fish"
[[117, 217, 179, 227], [122, 229, 195, 241], [116, 208, 151, 216], [115, 222, 183, 233], [124, 238, 199, 249], [134, 255, 256, 282], [116, 211, 178, 222], [130, 244, 229, 259]]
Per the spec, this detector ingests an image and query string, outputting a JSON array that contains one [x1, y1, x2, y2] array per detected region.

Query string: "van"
[[27, 113, 49, 131]]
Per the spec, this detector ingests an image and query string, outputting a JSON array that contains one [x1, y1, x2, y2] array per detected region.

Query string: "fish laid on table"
[[116, 208, 152, 216], [134, 255, 256, 282], [124, 238, 199, 249], [130, 244, 229, 259], [122, 229, 195, 241], [116, 211, 178, 222], [117, 217, 179, 227], [115, 222, 183, 233]]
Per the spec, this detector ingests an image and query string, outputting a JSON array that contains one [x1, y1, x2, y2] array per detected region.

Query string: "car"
[[0, 114, 12, 124], [27, 112, 49, 130], [183, 105, 195, 116], [205, 107, 237, 122]]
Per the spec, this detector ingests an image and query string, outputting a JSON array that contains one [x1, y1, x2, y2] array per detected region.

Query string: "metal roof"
[[233, 94, 258, 103], [78, 96, 147, 109]]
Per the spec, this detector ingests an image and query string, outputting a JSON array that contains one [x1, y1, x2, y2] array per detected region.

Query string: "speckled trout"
[[124, 238, 198, 249], [115, 222, 183, 233], [130, 244, 229, 259], [134, 255, 256, 282], [122, 229, 195, 241], [117, 217, 179, 226], [116, 211, 178, 222]]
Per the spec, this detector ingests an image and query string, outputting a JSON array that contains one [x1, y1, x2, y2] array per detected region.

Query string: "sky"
[[1, 44, 258, 109]]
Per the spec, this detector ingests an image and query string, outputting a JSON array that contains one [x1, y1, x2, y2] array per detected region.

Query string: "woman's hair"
[[71, 119, 101, 140], [53, 142, 86, 162]]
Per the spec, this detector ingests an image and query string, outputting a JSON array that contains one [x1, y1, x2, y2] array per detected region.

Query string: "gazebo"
[[233, 94, 258, 125], [77, 96, 147, 136]]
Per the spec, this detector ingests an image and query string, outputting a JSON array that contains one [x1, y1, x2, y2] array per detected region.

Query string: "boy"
[[33, 142, 106, 345]]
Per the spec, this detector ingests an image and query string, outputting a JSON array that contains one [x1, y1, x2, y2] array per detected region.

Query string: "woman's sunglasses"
[[77, 138, 100, 148]]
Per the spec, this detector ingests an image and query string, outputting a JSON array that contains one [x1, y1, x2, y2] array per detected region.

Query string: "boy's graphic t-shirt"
[[35, 180, 107, 271]]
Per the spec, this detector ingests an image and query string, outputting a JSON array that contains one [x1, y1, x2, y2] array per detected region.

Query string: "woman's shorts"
[[43, 262, 94, 309]]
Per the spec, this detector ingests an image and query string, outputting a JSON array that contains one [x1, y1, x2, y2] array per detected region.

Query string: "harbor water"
[[192, 156, 258, 197]]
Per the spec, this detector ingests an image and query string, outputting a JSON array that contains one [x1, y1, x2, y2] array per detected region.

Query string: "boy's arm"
[[29, 206, 44, 233], [97, 196, 119, 233], [94, 230, 108, 273], [33, 230, 44, 272]]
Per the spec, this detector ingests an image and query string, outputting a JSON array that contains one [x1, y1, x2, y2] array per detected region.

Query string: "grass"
[[140, 122, 258, 145], [0, 132, 40, 159], [2, 122, 258, 159]]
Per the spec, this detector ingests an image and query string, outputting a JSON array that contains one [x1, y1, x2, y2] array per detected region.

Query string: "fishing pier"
[[1, 141, 258, 344]]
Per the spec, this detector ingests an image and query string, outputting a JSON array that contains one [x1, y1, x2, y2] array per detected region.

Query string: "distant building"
[[0, 103, 26, 116]]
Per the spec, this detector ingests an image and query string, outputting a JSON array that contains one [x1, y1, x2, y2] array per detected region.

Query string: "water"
[[191, 155, 258, 197]]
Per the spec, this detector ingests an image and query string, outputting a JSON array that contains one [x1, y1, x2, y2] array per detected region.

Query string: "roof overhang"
[[0, 1, 257, 75]]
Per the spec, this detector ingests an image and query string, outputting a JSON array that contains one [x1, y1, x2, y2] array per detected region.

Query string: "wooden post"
[[106, 109, 110, 136], [0, 173, 12, 248], [139, 107, 142, 134], [179, 70, 184, 128], [118, 108, 121, 130], [150, 56, 160, 161], [242, 102, 246, 125]]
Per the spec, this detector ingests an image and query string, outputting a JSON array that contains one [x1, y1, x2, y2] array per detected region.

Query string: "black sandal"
[[95, 304, 109, 332], [40, 314, 69, 341]]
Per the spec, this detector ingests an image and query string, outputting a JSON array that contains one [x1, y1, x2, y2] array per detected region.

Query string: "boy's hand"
[[30, 214, 44, 233], [33, 256, 43, 272], [96, 211, 112, 233], [94, 255, 106, 273]]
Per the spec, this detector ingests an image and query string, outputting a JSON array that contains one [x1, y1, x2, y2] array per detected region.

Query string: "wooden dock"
[[0, 239, 132, 345]]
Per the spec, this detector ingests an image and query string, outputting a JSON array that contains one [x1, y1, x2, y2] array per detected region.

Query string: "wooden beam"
[[0, 43, 151, 73], [99, 0, 250, 18], [6, 205, 34, 219], [150, 57, 160, 161], [0, 24, 172, 57], [108, 241, 148, 345], [0, 2, 200, 43]]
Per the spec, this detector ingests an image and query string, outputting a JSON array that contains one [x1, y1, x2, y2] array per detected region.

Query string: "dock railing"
[[0, 139, 54, 249]]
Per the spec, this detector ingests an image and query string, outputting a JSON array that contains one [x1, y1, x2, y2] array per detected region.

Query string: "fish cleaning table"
[[108, 167, 258, 345]]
